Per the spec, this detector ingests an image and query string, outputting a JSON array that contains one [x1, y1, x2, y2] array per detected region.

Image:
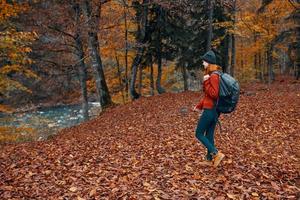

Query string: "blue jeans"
[[195, 108, 219, 160]]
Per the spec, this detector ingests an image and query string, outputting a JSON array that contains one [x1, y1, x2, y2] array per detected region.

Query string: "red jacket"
[[195, 73, 220, 110]]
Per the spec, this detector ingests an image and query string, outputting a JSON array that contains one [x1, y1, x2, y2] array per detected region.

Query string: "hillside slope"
[[0, 81, 299, 199]]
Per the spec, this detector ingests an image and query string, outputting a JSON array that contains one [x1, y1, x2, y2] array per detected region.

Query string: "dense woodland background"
[[0, 1, 299, 198], [0, 0, 299, 114]]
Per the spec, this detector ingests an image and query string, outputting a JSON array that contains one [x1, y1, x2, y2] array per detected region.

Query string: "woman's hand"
[[193, 106, 200, 112], [203, 74, 210, 81]]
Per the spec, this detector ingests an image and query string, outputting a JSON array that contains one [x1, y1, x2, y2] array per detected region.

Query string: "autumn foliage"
[[0, 1, 299, 198], [0, 1, 37, 105]]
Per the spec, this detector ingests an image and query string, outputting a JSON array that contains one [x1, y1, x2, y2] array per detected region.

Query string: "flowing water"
[[0, 102, 102, 141]]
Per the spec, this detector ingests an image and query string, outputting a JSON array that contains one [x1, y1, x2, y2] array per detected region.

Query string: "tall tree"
[[130, 0, 150, 100], [149, 58, 154, 96], [82, 0, 112, 108], [114, 53, 126, 103], [72, 1, 89, 120], [267, 44, 274, 85], [100, 0, 136, 103], [20, 1, 88, 106], [28, 1, 91, 118], [165, 0, 206, 87], [123, 0, 130, 98], [155, 6, 166, 94], [288, 0, 300, 79], [296, 8, 300, 80], [231, 0, 237, 77]]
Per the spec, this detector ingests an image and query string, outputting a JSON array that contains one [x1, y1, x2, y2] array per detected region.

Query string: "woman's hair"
[[204, 64, 222, 75]]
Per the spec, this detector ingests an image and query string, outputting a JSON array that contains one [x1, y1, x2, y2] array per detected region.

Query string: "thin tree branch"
[[46, 25, 76, 40]]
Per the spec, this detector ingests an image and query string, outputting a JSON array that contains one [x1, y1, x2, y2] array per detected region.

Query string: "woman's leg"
[[205, 112, 218, 160], [195, 109, 218, 155]]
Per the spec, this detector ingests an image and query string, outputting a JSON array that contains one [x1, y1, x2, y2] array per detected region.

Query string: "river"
[[0, 102, 102, 141]]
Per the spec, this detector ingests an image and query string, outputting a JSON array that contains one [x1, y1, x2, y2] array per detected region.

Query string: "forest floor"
[[0, 79, 299, 199]]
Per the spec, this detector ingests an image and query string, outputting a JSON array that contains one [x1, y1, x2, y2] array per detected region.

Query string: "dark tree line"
[[129, 0, 230, 98]]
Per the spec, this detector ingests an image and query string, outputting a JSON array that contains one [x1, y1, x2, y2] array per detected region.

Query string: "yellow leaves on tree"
[[97, 1, 137, 102], [220, 0, 296, 81], [101, 0, 136, 63], [0, 1, 38, 104], [0, 104, 13, 113], [0, 0, 27, 21], [235, 0, 294, 46]]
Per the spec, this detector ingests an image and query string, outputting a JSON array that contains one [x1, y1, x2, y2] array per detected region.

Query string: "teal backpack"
[[212, 71, 240, 114]]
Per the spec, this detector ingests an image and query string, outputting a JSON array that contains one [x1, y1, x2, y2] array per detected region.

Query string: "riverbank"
[[0, 102, 102, 143]]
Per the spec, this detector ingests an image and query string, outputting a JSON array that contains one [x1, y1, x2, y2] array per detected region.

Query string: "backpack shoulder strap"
[[212, 70, 222, 76], [211, 71, 222, 112]]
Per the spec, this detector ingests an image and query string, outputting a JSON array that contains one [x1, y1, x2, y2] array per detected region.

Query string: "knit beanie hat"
[[201, 50, 217, 64]]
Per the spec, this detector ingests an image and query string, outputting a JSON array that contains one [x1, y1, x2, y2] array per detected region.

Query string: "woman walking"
[[193, 50, 225, 167]]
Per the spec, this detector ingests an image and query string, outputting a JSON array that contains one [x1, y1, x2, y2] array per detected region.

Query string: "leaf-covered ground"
[[1, 81, 299, 199]]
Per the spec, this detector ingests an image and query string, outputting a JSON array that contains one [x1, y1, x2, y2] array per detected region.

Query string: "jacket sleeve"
[[195, 98, 204, 110], [203, 74, 219, 100]]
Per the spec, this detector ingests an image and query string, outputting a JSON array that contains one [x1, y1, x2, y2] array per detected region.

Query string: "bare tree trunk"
[[156, 55, 165, 94], [254, 33, 258, 79], [231, 34, 236, 77], [75, 38, 89, 121], [254, 53, 258, 78], [231, 0, 236, 77], [206, 0, 214, 51], [287, 44, 294, 75], [156, 7, 165, 94], [267, 44, 274, 85], [150, 61, 154, 96], [296, 8, 300, 80], [73, 2, 89, 121], [279, 51, 284, 75], [115, 54, 125, 104], [227, 33, 232, 74], [224, 34, 229, 73], [83, 0, 112, 108], [130, 0, 149, 100], [182, 65, 188, 91], [130, 52, 143, 99], [123, 1, 129, 100], [259, 51, 264, 82], [240, 38, 244, 71], [264, 50, 268, 83], [138, 65, 143, 95]]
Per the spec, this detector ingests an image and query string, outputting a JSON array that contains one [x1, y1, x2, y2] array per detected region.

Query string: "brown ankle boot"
[[213, 152, 225, 167]]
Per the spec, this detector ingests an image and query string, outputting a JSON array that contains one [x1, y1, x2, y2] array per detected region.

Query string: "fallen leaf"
[[271, 181, 280, 190], [251, 192, 259, 197], [160, 193, 171, 199], [224, 159, 233, 164], [25, 171, 34, 178], [44, 170, 51, 175], [69, 187, 77, 192], [227, 193, 236, 199], [143, 182, 151, 187], [89, 188, 97, 197]]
